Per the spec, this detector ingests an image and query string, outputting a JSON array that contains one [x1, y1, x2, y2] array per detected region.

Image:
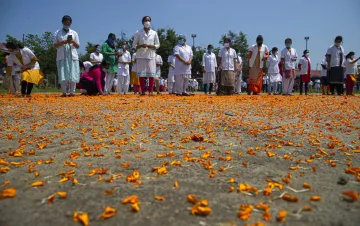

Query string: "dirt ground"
[[0, 93, 359, 226]]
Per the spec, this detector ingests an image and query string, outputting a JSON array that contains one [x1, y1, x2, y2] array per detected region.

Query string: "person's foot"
[[69, 93, 75, 97], [157, 92, 160, 95], [60, 94, 66, 97], [182, 93, 190, 96], [140, 93, 145, 96], [268, 93, 271, 95], [26, 94, 31, 98], [149, 93, 153, 96], [176, 94, 182, 96]]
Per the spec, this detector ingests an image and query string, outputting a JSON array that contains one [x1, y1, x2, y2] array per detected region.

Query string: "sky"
[[1, 0, 359, 69]]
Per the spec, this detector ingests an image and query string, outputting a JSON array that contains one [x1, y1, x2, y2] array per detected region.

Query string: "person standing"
[[117, 42, 131, 94], [320, 57, 330, 95], [266, 47, 282, 95], [345, 52, 360, 96], [262, 75, 269, 93], [132, 16, 160, 96], [102, 33, 119, 95], [54, 15, 80, 97], [298, 50, 311, 95], [280, 38, 298, 95], [326, 36, 345, 95], [248, 35, 269, 95], [90, 44, 103, 65], [202, 44, 217, 94], [315, 78, 321, 92], [155, 54, 163, 94], [174, 34, 193, 96], [234, 54, 243, 94], [167, 52, 176, 94], [6, 41, 43, 97], [130, 51, 141, 94], [218, 38, 237, 95]]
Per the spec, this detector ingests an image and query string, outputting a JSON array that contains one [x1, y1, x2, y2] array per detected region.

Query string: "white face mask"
[[305, 53, 309, 57], [224, 43, 229, 48], [144, 21, 151, 28]]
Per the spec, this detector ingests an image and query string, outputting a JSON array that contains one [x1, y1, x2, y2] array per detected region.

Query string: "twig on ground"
[[286, 186, 310, 193]]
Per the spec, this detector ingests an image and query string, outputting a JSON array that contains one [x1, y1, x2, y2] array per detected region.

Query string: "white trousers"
[[61, 80, 76, 94], [174, 75, 189, 94], [167, 81, 175, 93], [10, 74, 21, 94], [118, 75, 130, 94], [282, 78, 294, 94], [235, 80, 242, 93], [104, 73, 115, 94]]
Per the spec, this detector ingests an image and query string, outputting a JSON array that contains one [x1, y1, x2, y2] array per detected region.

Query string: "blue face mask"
[[178, 40, 184, 45], [208, 48, 213, 53], [63, 25, 70, 30], [108, 38, 115, 44], [285, 43, 291, 48], [96, 48, 101, 53]]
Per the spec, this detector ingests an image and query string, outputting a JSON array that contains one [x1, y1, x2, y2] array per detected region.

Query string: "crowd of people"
[[1, 15, 359, 97]]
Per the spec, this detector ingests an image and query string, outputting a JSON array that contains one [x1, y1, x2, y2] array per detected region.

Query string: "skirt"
[[329, 66, 344, 84], [203, 72, 216, 84], [21, 69, 44, 85], [57, 59, 80, 83], [130, 71, 140, 85], [136, 58, 156, 77], [269, 72, 282, 83], [216, 70, 235, 95], [300, 74, 311, 83]]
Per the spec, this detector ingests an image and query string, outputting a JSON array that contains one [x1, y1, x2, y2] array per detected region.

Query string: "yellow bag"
[[349, 74, 357, 82], [21, 69, 44, 85]]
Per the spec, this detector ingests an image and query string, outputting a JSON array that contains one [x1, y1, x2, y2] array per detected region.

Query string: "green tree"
[[219, 31, 249, 80], [156, 28, 178, 78]]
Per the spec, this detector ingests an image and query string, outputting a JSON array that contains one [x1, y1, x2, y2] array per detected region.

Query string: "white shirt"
[[263, 76, 269, 84], [132, 29, 160, 59], [218, 47, 237, 71], [131, 53, 137, 72], [54, 29, 80, 61], [168, 55, 175, 75], [174, 44, 193, 75], [298, 56, 311, 75], [7, 47, 40, 70], [90, 52, 103, 64], [202, 52, 217, 73], [266, 54, 280, 74], [321, 59, 328, 77], [249, 44, 269, 68], [237, 55, 243, 68], [345, 58, 358, 75], [83, 61, 93, 72], [315, 79, 321, 84], [118, 50, 131, 70], [326, 45, 345, 67], [156, 54, 163, 72], [280, 47, 298, 70]]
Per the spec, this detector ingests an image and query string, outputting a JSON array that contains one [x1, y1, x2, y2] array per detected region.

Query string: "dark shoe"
[[140, 93, 145, 96], [26, 94, 31, 98], [69, 93, 75, 97], [176, 94, 182, 96], [182, 93, 190, 96], [60, 94, 66, 97]]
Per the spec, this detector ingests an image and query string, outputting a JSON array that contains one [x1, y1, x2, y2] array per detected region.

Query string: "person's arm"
[[263, 46, 270, 61], [174, 46, 186, 65], [234, 51, 238, 71], [102, 43, 117, 56], [202, 54, 206, 72], [248, 49, 253, 69], [186, 48, 193, 65], [214, 54, 218, 71], [53, 31, 67, 48], [20, 49, 37, 70], [350, 57, 360, 64], [70, 32, 80, 49]]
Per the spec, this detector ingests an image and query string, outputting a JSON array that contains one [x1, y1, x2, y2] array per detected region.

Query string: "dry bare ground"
[[0, 94, 360, 226]]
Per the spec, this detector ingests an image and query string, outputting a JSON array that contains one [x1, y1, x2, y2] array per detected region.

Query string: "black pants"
[[21, 81, 34, 95], [80, 77, 98, 95], [300, 82, 308, 94], [330, 84, 343, 95], [204, 83, 213, 94]]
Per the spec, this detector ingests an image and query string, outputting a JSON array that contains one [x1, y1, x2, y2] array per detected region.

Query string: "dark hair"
[[5, 41, 18, 50], [79, 61, 85, 69], [62, 15, 72, 23], [303, 49, 309, 57], [271, 47, 278, 52], [207, 44, 213, 49], [108, 33, 115, 39], [142, 16, 151, 23], [101, 60, 111, 67], [285, 38, 292, 43], [346, 51, 355, 59], [256, 35, 263, 41], [335, 36, 343, 42], [95, 44, 100, 48], [224, 38, 231, 43]]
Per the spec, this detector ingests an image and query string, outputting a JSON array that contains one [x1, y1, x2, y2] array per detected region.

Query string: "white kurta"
[[266, 54, 282, 83], [90, 52, 103, 64], [202, 52, 217, 84], [167, 55, 175, 82], [280, 48, 298, 70], [174, 44, 193, 76], [218, 47, 237, 71], [118, 50, 131, 76]]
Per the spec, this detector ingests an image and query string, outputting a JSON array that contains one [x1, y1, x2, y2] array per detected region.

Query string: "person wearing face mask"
[[202, 45, 217, 94], [54, 15, 80, 97], [132, 16, 160, 96], [155, 53, 163, 94], [218, 38, 238, 95], [326, 36, 345, 95], [280, 38, 298, 95], [248, 35, 269, 95], [345, 52, 360, 96], [78, 60, 109, 96], [102, 33, 120, 95], [90, 44, 103, 65], [130, 50, 141, 94], [266, 47, 282, 95], [167, 51, 176, 94], [174, 34, 193, 96], [234, 53, 243, 94], [298, 50, 311, 95], [6, 41, 43, 97], [117, 42, 131, 95]]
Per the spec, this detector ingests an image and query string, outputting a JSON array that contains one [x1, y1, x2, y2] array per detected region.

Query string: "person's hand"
[[20, 65, 28, 70], [202, 67, 206, 73], [59, 40, 67, 46], [146, 45, 154, 49], [186, 60, 191, 65], [291, 57, 297, 61]]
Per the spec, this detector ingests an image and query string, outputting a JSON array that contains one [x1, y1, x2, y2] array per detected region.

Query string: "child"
[[345, 52, 360, 96]]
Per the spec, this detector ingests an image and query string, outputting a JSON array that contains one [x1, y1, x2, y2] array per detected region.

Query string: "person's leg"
[[274, 82, 278, 94], [26, 82, 34, 96], [268, 82, 272, 94], [124, 75, 130, 94], [183, 77, 189, 94], [346, 75, 352, 95], [155, 78, 160, 94], [21, 81, 27, 96], [118, 76, 124, 94], [282, 78, 289, 95], [299, 82, 303, 95], [174, 75, 183, 95], [9, 75, 15, 94], [61, 80, 68, 95], [209, 83, 214, 94], [69, 81, 76, 95], [140, 77, 146, 94], [105, 73, 114, 94], [149, 77, 154, 94], [204, 84, 208, 94], [288, 78, 294, 95], [305, 82, 308, 95], [14, 75, 20, 95]]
